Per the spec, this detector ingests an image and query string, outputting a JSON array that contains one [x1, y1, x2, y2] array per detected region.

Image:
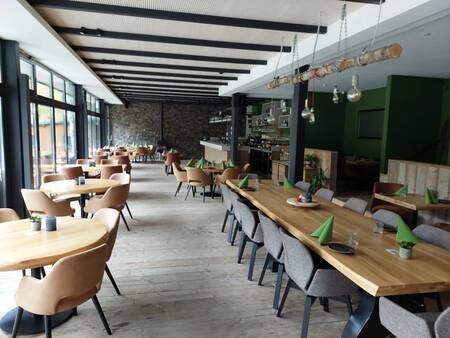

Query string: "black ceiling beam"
[[122, 97, 225, 105], [108, 85, 218, 95], [113, 89, 218, 96], [54, 26, 291, 53], [342, 0, 385, 3], [72, 46, 267, 65], [117, 95, 227, 103], [84, 58, 250, 74], [117, 92, 220, 99], [29, 0, 327, 33], [105, 81, 218, 91], [101, 74, 226, 86], [93, 67, 238, 81]]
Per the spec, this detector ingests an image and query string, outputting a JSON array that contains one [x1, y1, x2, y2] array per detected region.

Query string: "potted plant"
[[311, 168, 328, 193], [30, 216, 41, 231], [304, 154, 318, 168], [399, 241, 415, 259]]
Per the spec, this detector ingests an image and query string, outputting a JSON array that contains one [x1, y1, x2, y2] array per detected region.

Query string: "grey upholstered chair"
[[235, 200, 264, 281], [257, 211, 284, 309], [343, 197, 368, 215], [295, 181, 311, 192], [277, 228, 357, 338], [379, 297, 450, 338], [372, 209, 402, 230], [314, 188, 334, 201], [413, 224, 450, 250], [227, 190, 240, 245], [220, 185, 234, 233]]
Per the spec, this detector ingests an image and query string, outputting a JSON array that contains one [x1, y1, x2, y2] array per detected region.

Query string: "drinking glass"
[[256, 178, 261, 191], [273, 179, 280, 188], [348, 232, 359, 250], [373, 222, 384, 234]]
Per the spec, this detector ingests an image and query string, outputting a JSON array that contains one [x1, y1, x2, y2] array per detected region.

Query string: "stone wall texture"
[[110, 102, 226, 159]]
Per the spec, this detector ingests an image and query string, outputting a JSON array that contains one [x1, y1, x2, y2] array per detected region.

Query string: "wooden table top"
[[374, 193, 450, 211], [203, 167, 224, 174], [62, 164, 127, 174], [227, 179, 450, 297], [41, 179, 119, 197], [0, 217, 107, 271]]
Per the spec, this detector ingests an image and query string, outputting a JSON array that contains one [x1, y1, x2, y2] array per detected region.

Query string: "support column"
[[99, 99, 107, 146], [231, 93, 245, 164], [160, 102, 164, 142], [75, 85, 87, 158], [288, 65, 309, 184]]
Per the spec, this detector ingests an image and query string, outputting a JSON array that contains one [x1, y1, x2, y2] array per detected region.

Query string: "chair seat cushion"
[[371, 204, 411, 219]]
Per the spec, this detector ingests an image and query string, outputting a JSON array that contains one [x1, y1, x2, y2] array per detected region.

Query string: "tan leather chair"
[[92, 155, 108, 165], [214, 167, 241, 190], [111, 155, 131, 173], [0, 208, 20, 222], [84, 185, 130, 231], [75, 159, 90, 165], [185, 167, 212, 203], [21, 189, 75, 217], [114, 151, 128, 156], [11, 244, 112, 338], [101, 159, 119, 165], [164, 153, 180, 175], [172, 163, 187, 197], [100, 165, 123, 180], [242, 163, 251, 174], [110, 173, 133, 219], [148, 145, 156, 160], [42, 174, 79, 203], [93, 208, 121, 295], [60, 166, 84, 180]]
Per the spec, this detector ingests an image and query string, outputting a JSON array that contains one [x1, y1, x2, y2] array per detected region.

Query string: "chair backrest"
[[40, 244, 108, 314], [435, 307, 450, 338], [373, 182, 404, 194], [295, 180, 311, 192], [221, 185, 233, 212], [114, 151, 128, 156], [111, 155, 130, 164], [165, 152, 180, 166], [413, 224, 450, 250], [229, 190, 240, 219], [379, 297, 434, 338], [109, 173, 130, 185], [76, 159, 90, 165], [279, 228, 314, 290], [100, 185, 129, 209], [172, 163, 187, 182], [92, 155, 108, 164], [42, 174, 65, 184], [101, 159, 119, 165], [238, 173, 258, 180], [220, 168, 241, 183], [235, 200, 261, 242], [258, 211, 283, 261], [343, 197, 368, 215], [21, 189, 73, 216], [185, 167, 211, 186], [0, 208, 20, 222], [242, 163, 251, 174], [92, 208, 120, 262], [61, 166, 84, 179], [100, 165, 123, 179], [314, 188, 334, 201], [372, 209, 401, 230]]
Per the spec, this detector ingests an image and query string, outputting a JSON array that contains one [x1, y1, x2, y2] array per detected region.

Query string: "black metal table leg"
[[0, 268, 74, 335], [79, 194, 87, 218], [342, 291, 389, 338]]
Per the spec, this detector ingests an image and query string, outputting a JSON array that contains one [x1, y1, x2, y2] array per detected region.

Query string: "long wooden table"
[[227, 179, 450, 338]]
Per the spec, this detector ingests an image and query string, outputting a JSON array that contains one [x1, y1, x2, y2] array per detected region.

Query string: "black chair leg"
[[105, 264, 121, 295], [258, 253, 271, 286], [248, 242, 261, 281], [11, 307, 23, 338], [120, 211, 130, 231], [185, 185, 191, 200], [227, 217, 235, 244], [277, 278, 293, 317], [92, 295, 112, 335], [237, 232, 248, 263], [174, 182, 182, 196], [231, 222, 240, 246], [345, 295, 353, 316], [202, 186, 206, 203], [273, 264, 284, 310], [125, 202, 133, 219], [319, 297, 329, 312], [221, 210, 229, 232], [41, 266, 46, 278], [44, 315, 52, 338], [300, 296, 317, 338], [21, 270, 26, 276]]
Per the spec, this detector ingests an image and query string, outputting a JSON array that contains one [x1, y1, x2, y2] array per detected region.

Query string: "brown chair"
[[371, 182, 412, 221], [42, 174, 79, 203], [75, 160, 98, 178], [100, 165, 123, 180], [92, 208, 121, 295], [111, 155, 131, 173], [148, 145, 156, 160], [92, 155, 108, 165], [134, 147, 148, 163], [172, 163, 187, 197], [110, 173, 133, 219], [84, 184, 130, 231], [185, 167, 212, 203], [11, 244, 112, 338], [242, 163, 251, 174], [101, 159, 119, 165], [214, 167, 241, 191], [75, 159, 90, 165], [0, 208, 20, 222], [21, 189, 75, 217], [164, 152, 180, 175], [114, 151, 128, 156], [60, 166, 84, 180]]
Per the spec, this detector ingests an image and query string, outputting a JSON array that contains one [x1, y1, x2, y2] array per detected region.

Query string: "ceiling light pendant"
[[301, 99, 315, 125], [347, 75, 362, 103], [332, 85, 340, 104]]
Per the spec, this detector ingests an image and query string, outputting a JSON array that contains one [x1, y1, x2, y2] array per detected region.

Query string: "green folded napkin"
[[227, 160, 236, 168], [238, 175, 249, 189], [424, 188, 439, 205], [311, 216, 334, 245], [283, 176, 295, 191], [221, 161, 227, 170], [394, 185, 408, 197], [196, 158, 205, 169], [168, 148, 177, 153], [186, 159, 195, 167], [396, 218, 420, 245]]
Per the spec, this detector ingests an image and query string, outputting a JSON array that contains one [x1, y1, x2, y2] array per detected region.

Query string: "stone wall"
[[110, 102, 226, 159]]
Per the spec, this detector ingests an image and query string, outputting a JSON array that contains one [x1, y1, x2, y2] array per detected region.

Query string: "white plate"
[[286, 198, 319, 208]]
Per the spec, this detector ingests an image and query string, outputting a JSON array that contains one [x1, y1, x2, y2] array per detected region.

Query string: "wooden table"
[[41, 179, 119, 218], [373, 192, 450, 224], [62, 164, 126, 175], [0, 217, 108, 335], [202, 167, 225, 198], [227, 179, 450, 338]]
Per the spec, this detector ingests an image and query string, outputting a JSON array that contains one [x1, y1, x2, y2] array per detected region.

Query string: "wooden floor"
[[0, 163, 352, 338]]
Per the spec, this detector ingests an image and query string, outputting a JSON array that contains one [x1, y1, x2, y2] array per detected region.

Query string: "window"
[[53, 75, 65, 102], [37, 105, 55, 176], [35, 65, 51, 98], [66, 81, 75, 105], [87, 115, 101, 156], [30, 103, 40, 187], [20, 59, 34, 90], [67, 110, 76, 164], [54, 108, 67, 169]]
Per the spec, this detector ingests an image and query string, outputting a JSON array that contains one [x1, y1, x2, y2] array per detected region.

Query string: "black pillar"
[[0, 40, 31, 216], [75, 85, 87, 158], [160, 102, 164, 142], [288, 65, 309, 184], [99, 99, 107, 146], [231, 93, 245, 164]]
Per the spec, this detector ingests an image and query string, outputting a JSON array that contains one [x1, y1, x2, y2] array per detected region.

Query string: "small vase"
[[399, 247, 412, 259], [31, 221, 41, 231], [45, 216, 57, 232]]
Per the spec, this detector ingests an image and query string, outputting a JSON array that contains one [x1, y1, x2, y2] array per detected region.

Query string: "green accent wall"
[[441, 79, 450, 164]]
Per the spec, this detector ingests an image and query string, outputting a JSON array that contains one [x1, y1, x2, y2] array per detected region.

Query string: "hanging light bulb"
[[347, 74, 362, 103], [301, 99, 315, 125], [332, 85, 340, 104], [267, 101, 276, 124]]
